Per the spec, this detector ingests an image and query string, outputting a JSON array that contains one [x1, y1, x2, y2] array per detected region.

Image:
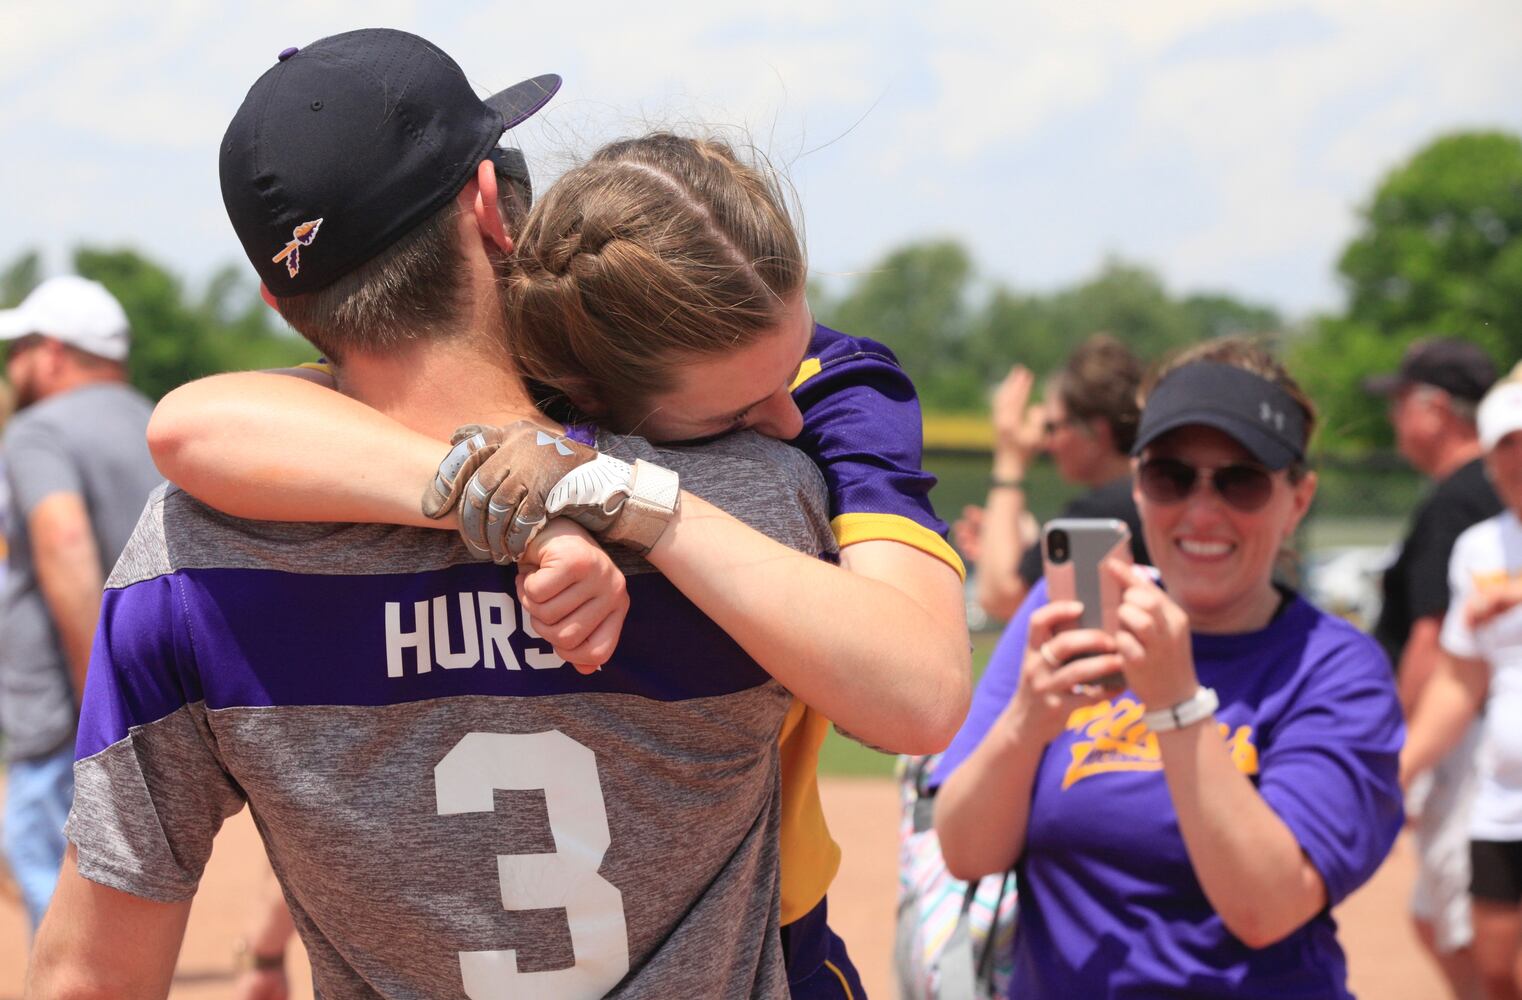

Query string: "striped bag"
[[893, 753, 1017, 1000]]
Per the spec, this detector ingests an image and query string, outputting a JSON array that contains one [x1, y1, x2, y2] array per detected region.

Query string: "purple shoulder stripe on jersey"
[[78, 562, 777, 755], [77, 575, 203, 760]]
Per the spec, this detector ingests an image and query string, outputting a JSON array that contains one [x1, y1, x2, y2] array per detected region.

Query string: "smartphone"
[[1042, 517, 1133, 689]]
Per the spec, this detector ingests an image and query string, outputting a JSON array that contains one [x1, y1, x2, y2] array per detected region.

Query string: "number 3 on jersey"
[[436, 731, 630, 999]]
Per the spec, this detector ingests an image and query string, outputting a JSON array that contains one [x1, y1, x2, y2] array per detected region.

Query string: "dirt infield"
[[1, 776, 1445, 998]]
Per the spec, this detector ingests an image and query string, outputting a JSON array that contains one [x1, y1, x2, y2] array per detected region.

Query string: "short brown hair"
[[1144, 336, 1318, 479], [1057, 333, 1143, 453], [500, 132, 806, 426], [274, 176, 530, 361]]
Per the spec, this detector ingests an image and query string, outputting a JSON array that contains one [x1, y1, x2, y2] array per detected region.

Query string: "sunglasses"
[[1137, 456, 1276, 512], [1042, 415, 1083, 436]]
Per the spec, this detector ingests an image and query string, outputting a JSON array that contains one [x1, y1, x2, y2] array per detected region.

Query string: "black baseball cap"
[[1131, 362, 1308, 470], [220, 29, 560, 296], [1362, 337, 1497, 403]]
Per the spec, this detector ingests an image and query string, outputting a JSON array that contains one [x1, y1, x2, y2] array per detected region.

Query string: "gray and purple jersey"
[[66, 430, 833, 999]]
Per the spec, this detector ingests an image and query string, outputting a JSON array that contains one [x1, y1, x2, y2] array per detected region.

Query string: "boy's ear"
[[259, 283, 279, 309], [470, 160, 514, 254]]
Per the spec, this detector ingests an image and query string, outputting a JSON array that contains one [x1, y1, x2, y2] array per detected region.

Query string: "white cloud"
[[2, 1, 1519, 315]]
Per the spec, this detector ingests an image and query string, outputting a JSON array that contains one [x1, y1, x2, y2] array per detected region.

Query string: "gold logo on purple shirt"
[[1059, 697, 1258, 789], [272, 218, 324, 278]]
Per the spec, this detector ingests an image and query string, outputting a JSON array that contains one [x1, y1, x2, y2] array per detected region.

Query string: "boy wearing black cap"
[[28, 29, 835, 998], [1367, 335, 1502, 998]]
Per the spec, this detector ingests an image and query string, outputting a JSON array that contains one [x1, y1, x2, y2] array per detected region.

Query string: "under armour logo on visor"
[[536, 430, 575, 456], [272, 218, 324, 278]]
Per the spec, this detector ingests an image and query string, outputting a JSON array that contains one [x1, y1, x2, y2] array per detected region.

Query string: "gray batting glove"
[[426, 420, 680, 563]]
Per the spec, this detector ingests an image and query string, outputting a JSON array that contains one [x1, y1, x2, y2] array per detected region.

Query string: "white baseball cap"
[[1479, 381, 1522, 451], [0, 275, 130, 362]]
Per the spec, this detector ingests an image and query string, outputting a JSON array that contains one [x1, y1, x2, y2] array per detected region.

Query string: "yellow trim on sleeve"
[[296, 360, 334, 375], [823, 960, 855, 999], [789, 357, 823, 392], [831, 512, 966, 581]]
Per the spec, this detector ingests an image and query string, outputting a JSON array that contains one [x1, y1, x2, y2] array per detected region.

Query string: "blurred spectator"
[[0, 275, 160, 934], [1366, 336, 1501, 1000], [1405, 366, 1522, 1000], [969, 334, 1150, 620], [232, 869, 297, 1000]]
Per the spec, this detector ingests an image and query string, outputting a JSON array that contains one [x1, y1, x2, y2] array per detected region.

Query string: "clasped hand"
[[422, 420, 634, 673], [1011, 560, 1199, 744]]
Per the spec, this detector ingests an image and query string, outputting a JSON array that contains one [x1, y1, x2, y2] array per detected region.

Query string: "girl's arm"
[[645, 493, 970, 753], [149, 371, 445, 527], [1401, 650, 1487, 787], [973, 365, 1044, 620]]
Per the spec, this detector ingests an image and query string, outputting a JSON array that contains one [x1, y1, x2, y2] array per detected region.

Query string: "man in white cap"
[[0, 275, 160, 934]]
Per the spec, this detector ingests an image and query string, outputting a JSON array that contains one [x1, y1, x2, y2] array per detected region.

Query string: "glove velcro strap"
[[603, 460, 681, 554]]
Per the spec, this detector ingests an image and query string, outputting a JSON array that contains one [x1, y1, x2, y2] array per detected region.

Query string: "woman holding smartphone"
[[933, 338, 1404, 998]]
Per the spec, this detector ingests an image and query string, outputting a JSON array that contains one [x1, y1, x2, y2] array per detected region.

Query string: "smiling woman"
[[932, 336, 1405, 999]]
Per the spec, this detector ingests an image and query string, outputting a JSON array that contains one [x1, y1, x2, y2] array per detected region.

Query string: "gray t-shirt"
[[0, 381, 159, 760], [67, 429, 833, 999]]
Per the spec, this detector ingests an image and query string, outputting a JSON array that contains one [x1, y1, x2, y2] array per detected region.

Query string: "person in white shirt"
[[1406, 363, 1522, 1000]]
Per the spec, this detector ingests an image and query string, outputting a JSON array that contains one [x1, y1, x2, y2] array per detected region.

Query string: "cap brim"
[[1361, 373, 1403, 397], [485, 74, 561, 130], [1132, 411, 1300, 470], [0, 307, 32, 340]]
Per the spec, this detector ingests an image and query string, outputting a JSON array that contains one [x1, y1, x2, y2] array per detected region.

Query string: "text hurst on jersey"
[[384, 590, 566, 676]]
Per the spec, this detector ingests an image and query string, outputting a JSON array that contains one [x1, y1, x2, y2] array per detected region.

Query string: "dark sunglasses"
[[1137, 456, 1276, 512], [1042, 415, 1082, 436]]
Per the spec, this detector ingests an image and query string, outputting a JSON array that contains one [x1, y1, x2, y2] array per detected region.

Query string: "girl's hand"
[[1006, 600, 1122, 745], [1106, 559, 1199, 710], [518, 521, 629, 674], [1466, 579, 1522, 629], [991, 365, 1045, 465], [952, 504, 984, 562]]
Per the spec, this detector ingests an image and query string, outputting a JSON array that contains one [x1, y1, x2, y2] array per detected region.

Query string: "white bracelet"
[[1141, 686, 1219, 732]]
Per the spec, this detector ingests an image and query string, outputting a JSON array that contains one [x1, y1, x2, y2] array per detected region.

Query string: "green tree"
[[820, 240, 978, 410], [71, 248, 311, 400], [0, 250, 42, 308], [1292, 130, 1522, 450]]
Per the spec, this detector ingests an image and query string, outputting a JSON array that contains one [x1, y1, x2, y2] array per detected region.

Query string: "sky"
[[3, 0, 1519, 319]]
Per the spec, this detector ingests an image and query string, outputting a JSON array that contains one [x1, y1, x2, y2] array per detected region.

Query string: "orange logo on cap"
[[272, 218, 324, 278]]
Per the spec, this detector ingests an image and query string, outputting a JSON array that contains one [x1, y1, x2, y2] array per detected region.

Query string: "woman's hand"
[[1008, 600, 1123, 745], [518, 521, 630, 674], [991, 365, 1044, 469], [1107, 559, 1200, 710], [1466, 578, 1522, 629]]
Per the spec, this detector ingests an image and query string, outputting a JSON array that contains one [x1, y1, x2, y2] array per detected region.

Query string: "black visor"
[[1132, 362, 1307, 470]]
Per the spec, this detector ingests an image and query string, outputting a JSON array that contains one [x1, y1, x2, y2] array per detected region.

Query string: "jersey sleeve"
[[1439, 527, 1483, 660], [65, 515, 246, 903], [4, 414, 83, 517], [1255, 624, 1404, 906], [929, 580, 1050, 788], [791, 327, 963, 579]]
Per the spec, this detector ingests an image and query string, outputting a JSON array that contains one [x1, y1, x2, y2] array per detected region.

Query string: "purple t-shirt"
[[932, 580, 1404, 999]]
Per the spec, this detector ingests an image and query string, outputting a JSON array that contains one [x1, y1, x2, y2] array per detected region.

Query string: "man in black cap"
[[1367, 335, 1501, 999], [27, 28, 832, 998]]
